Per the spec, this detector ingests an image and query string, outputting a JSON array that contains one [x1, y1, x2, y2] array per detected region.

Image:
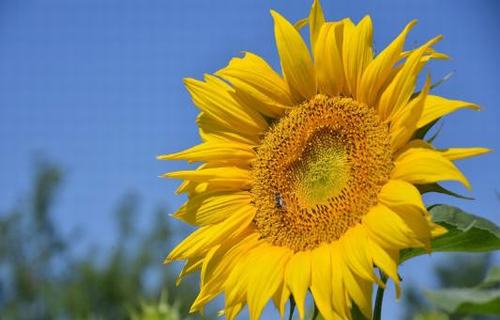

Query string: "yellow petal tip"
[[156, 154, 172, 160], [163, 256, 172, 264]]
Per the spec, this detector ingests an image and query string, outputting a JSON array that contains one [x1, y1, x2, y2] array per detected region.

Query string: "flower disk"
[[252, 95, 393, 251]]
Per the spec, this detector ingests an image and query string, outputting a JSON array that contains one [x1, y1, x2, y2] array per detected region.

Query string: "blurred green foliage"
[[0, 160, 200, 319], [403, 253, 499, 320], [130, 291, 183, 320], [423, 266, 500, 317]]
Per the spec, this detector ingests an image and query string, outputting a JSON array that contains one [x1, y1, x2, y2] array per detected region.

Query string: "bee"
[[275, 192, 287, 210]]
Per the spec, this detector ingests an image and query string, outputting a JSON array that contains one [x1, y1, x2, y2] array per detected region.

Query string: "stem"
[[373, 271, 388, 320], [288, 296, 296, 320], [312, 303, 319, 320]]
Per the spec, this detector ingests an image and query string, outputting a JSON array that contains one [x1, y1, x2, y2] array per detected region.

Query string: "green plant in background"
[[130, 291, 183, 320], [0, 160, 201, 319], [403, 253, 496, 320], [425, 266, 500, 317]]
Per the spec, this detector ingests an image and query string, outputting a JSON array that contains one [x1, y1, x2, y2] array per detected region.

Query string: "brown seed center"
[[251, 94, 393, 251]]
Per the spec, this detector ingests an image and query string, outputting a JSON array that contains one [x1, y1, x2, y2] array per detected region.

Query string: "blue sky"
[[0, 0, 499, 318]]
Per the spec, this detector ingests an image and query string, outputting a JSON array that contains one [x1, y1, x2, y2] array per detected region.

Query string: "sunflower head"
[[160, 1, 489, 319], [252, 95, 393, 251]]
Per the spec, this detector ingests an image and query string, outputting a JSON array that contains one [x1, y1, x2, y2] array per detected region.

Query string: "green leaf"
[[413, 119, 440, 140], [424, 266, 500, 315], [479, 266, 500, 288], [400, 205, 500, 263], [426, 121, 444, 144], [425, 288, 500, 315]]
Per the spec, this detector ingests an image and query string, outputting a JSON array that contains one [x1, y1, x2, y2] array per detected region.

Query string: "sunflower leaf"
[[413, 119, 440, 140], [425, 288, 500, 315], [424, 266, 500, 315], [425, 121, 444, 143], [480, 266, 500, 287], [400, 205, 500, 263]]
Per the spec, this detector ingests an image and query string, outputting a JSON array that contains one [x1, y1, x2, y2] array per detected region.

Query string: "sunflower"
[[160, 1, 489, 319]]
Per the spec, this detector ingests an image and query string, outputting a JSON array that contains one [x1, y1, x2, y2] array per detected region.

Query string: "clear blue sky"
[[0, 0, 499, 318]]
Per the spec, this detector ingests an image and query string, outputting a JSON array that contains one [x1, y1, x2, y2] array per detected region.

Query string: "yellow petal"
[[197, 112, 259, 145], [310, 244, 336, 320], [392, 147, 471, 189], [439, 147, 491, 161], [373, 49, 445, 110], [173, 164, 245, 195], [166, 206, 254, 261], [330, 242, 349, 319], [215, 52, 293, 117], [231, 80, 290, 119], [184, 75, 268, 135], [309, 0, 326, 54], [246, 245, 291, 320], [175, 255, 203, 286], [431, 223, 448, 238], [343, 16, 373, 97], [378, 35, 442, 120], [216, 52, 291, 105], [363, 204, 424, 249], [158, 141, 255, 165], [192, 232, 260, 312], [200, 245, 221, 289], [401, 46, 447, 60], [164, 166, 251, 189], [396, 140, 490, 163], [224, 303, 243, 320], [389, 75, 431, 151], [224, 249, 255, 314], [172, 191, 252, 226], [294, 18, 308, 31], [393, 138, 431, 158], [314, 22, 345, 96], [366, 239, 401, 298], [338, 253, 373, 320], [379, 180, 434, 249], [271, 10, 316, 100], [222, 235, 264, 317], [359, 20, 417, 106], [397, 204, 433, 250], [340, 225, 378, 284], [417, 95, 480, 128], [272, 282, 290, 320], [285, 250, 311, 320], [379, 179, 426, 212]]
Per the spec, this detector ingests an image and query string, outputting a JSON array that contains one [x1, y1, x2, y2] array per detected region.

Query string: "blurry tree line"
[[0, 160, 202, 319], [0, 160, 497, 319]]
